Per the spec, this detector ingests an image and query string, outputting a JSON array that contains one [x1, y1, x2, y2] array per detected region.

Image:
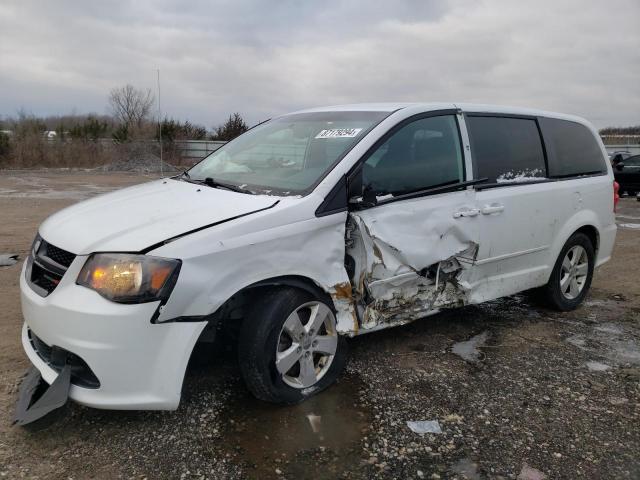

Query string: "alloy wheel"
[[275, 301, 338, 389], [560, 245, 589, 300]]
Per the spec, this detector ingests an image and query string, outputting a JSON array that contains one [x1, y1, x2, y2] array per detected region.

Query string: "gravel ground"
[[0, 171, 638, 479]]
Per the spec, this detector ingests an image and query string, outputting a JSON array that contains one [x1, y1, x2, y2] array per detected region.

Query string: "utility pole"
[[157, 68, 163, 177]]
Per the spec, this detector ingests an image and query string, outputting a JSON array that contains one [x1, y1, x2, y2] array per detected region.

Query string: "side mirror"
[[615, 163, 624, 171], [349, 185, 377, 208], [347, 164, 378, 209]]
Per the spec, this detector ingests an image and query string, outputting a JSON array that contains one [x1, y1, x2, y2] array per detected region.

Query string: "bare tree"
[[108, 84, 155, 129]]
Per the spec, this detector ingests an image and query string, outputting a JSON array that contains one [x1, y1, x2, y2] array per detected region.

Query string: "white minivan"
[[17, 103, 617, 424]]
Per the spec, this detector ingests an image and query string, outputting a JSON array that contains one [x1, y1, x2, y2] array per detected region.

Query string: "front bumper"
[[20, 257, 207, 410]]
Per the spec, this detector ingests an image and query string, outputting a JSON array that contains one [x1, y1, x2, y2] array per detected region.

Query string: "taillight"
[[613, 181, 620, 212]]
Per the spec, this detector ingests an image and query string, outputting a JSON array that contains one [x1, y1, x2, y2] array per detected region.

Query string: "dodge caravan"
[[16, 103, 617, 424]]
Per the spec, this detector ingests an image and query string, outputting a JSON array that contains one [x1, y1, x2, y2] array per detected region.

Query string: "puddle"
[[452, 331, 489, 363], [450, 457, 481, 479], [567, 322, 640, 368], [517, 463, 546, 480], [223, 377, 369, 479]]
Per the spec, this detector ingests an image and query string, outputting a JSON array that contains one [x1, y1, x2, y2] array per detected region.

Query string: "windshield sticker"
[[315, 128, 363, 139]]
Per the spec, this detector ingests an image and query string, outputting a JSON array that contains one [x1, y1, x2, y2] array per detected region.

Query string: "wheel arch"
[[545, 209, 602, 285], [574, 224, 599, 256], [245, 275, 336, 309], [192, 274, 340, 345]]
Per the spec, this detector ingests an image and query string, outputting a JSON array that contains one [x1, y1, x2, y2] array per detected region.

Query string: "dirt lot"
[[1, 171, 639, 480]]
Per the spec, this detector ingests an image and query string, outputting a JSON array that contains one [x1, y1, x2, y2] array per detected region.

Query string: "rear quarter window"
[[623, 155, 640, 166], [466, 116, 547, 183], [539, 118, 607, 177]]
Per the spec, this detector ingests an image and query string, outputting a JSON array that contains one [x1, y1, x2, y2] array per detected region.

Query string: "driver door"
[[345, 112, 480, 331]]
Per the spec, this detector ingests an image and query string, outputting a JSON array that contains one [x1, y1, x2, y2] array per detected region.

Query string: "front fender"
[[150, 211, 358, 334]]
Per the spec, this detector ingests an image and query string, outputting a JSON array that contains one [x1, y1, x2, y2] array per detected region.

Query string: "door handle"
[[453, 207, 480, 219], [481, 204, 505, 215]]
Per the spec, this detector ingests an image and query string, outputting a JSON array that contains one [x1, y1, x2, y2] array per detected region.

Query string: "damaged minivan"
[[17, 103, 617, 423]]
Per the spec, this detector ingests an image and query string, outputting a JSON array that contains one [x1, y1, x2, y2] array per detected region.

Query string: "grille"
[[27, 237, 76, 297], [28, 329, 100, 389], [30, 262, 62, 294], [42, 243, 75, 268]]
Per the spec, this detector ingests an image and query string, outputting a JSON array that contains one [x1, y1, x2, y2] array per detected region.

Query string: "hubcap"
[[275, 301, 338, 389], [560, 245, 589, 300]]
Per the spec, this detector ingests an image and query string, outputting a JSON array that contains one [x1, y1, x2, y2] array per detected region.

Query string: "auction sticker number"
[[315, 128, 363, 139]]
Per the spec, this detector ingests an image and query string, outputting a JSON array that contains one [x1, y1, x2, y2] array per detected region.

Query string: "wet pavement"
[[0, 173, 639, 479]]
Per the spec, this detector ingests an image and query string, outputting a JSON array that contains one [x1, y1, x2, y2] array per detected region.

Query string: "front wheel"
[[542, 233, 595, 311], [238, 288, 347, 404]]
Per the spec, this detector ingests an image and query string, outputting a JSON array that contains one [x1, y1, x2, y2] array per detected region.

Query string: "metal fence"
[[174, 140, 226, 161], [605, 145, 640, 156], [601, 135, 640, 146]]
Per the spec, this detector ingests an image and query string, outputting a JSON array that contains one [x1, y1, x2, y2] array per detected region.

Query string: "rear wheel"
[[238, 288, 347, 404], [542, 233, 595, 311]]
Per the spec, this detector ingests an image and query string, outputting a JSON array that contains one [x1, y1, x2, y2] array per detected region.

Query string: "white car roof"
[[288, 102, 590, 125]]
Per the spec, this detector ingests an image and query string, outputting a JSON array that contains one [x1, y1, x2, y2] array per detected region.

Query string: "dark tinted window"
[[623, 154, 640, 166], [362, 115, 464, 195], [539, 118, 606, 177], [467, 116, 546, 183]]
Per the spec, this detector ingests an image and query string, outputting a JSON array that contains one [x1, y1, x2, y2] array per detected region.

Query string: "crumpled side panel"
[[348, 206, 478, 331]]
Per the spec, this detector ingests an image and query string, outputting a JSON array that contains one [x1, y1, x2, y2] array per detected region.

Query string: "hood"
[[39, 179, 279, 254]]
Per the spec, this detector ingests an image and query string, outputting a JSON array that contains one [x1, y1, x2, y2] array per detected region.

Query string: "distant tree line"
[[0, 83, 252, 168], [599, 125, 640, 136]]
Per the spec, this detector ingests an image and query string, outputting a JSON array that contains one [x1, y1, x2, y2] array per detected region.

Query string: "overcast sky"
[[1, 0, 638, 128]]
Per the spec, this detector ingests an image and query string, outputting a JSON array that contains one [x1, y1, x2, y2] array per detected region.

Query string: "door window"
[[467, 116, 547, 183], [362, 115, 464, 195]]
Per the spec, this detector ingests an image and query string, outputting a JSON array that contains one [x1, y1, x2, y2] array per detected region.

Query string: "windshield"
[[188, 111, 389, 195]]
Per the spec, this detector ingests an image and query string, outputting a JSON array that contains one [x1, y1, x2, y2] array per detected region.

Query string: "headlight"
[[77, 253, 181, 303]]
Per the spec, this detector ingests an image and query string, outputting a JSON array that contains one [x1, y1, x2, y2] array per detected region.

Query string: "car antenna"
[[157, 68, 163, 178]]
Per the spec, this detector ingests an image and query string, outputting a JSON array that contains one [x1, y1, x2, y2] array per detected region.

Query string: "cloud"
[[0, 0, 638, 127]]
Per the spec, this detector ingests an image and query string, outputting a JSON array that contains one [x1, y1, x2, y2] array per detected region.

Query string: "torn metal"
[[344, 204, 478, 333]]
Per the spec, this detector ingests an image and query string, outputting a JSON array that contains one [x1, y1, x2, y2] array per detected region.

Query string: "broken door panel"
[[346, 189, 480, 331]]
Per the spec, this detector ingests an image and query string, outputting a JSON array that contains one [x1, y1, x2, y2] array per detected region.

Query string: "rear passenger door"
[[464, 114, 558, 301]]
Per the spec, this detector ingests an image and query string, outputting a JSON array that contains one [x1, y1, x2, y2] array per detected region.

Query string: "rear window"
[[623, 154, 640, 166], [466, 116, 547, 183], [539, 118, 606, 177]]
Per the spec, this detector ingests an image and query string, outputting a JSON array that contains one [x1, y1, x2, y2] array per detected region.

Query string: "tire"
[[543, 232, 595, 311], [238, 287, 348, 404]]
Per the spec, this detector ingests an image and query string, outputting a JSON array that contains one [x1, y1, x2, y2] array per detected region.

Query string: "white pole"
[[157, 68, 163, 177]]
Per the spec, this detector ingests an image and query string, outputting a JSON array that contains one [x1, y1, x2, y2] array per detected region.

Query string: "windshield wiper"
[[174, 170, 193, 181], [175, 171, 252, 194], [203, 177, 254, 195]]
